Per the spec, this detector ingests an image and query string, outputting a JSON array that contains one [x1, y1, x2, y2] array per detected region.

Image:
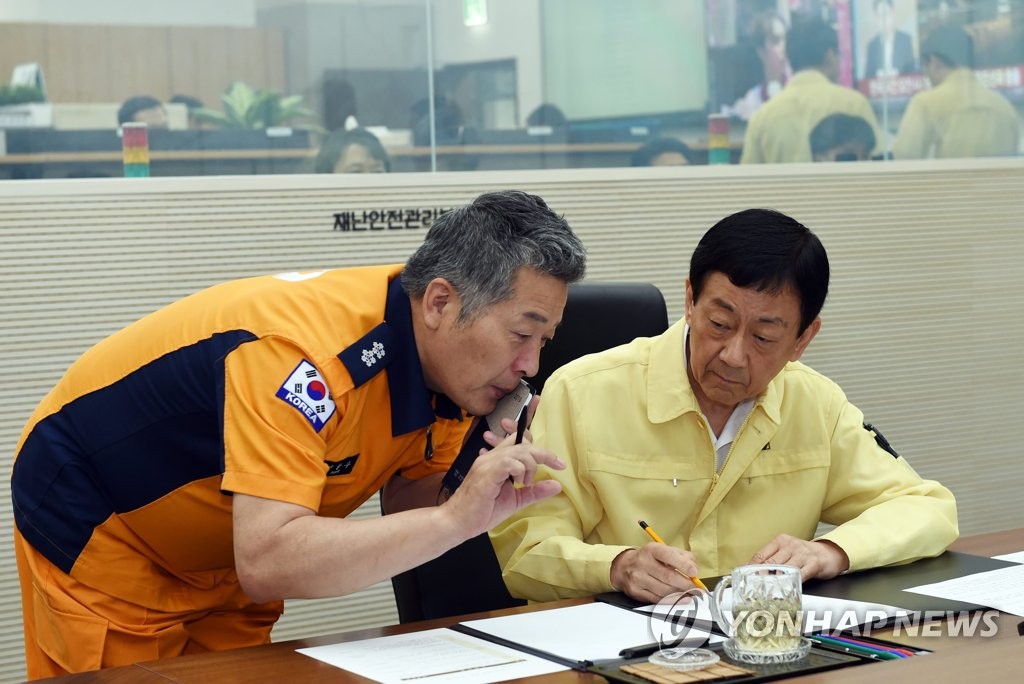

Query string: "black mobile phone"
[[440, 379, 535, 497], [484, 379, 535, 440]]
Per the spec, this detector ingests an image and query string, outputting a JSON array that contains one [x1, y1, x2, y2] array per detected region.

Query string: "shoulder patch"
[[275, 360, 337, 433], [338, 322, 394, 387]]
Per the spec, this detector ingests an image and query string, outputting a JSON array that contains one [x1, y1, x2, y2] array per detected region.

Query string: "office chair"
[[388, 281, 669, 623]]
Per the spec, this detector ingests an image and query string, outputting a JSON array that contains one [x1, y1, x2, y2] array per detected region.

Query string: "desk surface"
[[35, 528, 1024, 684]]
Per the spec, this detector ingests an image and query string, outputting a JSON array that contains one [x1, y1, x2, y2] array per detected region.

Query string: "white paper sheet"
[[904, 563, 1024, 617], [460, 601, 714, 662], [634, 594, 726, 644], [800, 593, 914, 631], [992, 551, 1024, 564], [637, 595, 714, 622], [296, 627, 568, 684]]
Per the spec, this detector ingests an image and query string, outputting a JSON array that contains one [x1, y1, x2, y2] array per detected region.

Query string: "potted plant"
[[191, 81, 322, 132]]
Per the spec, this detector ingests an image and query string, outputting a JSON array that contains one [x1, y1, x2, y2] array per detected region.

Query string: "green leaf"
[[0, 84, 46, 106], [198, 81, 321, 130]]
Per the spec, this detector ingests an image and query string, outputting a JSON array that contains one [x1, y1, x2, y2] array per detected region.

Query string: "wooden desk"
[[34, 529, 1023, 683], [0, 148, 316, 179], [0, 142, 744, 177]]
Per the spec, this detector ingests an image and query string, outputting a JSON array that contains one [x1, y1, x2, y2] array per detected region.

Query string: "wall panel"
[[1, 162, 1023, 681], [0, 22, 286, 107]]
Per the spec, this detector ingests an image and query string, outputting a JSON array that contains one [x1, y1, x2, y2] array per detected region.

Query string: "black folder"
[[802, 550, 1016, 614]]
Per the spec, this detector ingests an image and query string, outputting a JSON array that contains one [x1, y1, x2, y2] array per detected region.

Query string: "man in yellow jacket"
[[893, 25, 1019, 160], [740, 15, 882, 164], [491, 208, 958, 604]]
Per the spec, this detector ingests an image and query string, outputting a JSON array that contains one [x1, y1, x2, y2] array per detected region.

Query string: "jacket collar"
[[786, 69, 832, 89], [384, 276, 462, 437]]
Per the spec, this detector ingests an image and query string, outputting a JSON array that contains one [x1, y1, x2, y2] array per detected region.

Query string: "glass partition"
[[0, 0, 1019, 180]]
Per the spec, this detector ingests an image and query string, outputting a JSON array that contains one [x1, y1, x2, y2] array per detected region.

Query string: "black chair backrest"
[[533, 281, 670, 392], [389, 281, 670, 623]]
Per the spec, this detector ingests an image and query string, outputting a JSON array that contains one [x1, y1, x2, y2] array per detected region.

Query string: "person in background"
[[726, 11, 792, 121], [892, 25, 1019, 159], [863, 0, 917, 79], [12, 190, 586, 678], [410, 95, 464, 146], [526, 103, 567, 129], [740, 15, 882, 164], [631, 137, 695, 167], [169, 94, 204, 129], [810, 113, 877, 161], [491, 208, 957, 604], [323, 78, 359, 132], [314, 127, 391, 174], [117, 95, 167, 128]]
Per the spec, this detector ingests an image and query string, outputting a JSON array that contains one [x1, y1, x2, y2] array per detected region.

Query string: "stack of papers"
[[297, 627, 567, 684], [298, 601, 719, 682], [461, 601, 716, 663], [905, 563, 1024, 617]]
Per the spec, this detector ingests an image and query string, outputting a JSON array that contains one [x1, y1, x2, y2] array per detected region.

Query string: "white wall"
[[541, 0, 708, 119], [0, 0, 257, 26], [430, 0, 544, 127]]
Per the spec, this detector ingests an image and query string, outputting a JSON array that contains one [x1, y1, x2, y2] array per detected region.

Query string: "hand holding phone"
[[485, 379, 535, 441], [440, 379, 535, 497]]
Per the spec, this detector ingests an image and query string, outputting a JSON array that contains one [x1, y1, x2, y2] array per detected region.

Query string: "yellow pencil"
[[637, 519, 709, 591]]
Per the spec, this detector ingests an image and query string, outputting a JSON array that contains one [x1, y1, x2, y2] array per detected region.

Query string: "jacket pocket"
[[588, 450, 701, 481], [32, 582, 108, 673], [742, 448, 829, 477]]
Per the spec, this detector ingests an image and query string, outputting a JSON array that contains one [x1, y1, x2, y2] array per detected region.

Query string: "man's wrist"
[[609, 547, 638, 591], [815, 539, 851, 575]]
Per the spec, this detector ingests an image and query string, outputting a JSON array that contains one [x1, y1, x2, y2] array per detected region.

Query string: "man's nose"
[[719, 333, 747, 367], [514, 340, 543, 378]]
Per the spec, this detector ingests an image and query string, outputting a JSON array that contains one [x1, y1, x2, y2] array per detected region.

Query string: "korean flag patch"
[[275, 360, 337, 433]]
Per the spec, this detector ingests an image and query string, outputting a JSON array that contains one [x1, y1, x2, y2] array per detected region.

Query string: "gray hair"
[[401, 190, 586, 322]]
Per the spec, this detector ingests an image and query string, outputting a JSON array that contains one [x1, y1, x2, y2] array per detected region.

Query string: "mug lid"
[[648, 647, 720, 671]]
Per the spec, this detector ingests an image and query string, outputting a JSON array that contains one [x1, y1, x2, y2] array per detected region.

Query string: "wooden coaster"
[[620, 660, 755, 683]]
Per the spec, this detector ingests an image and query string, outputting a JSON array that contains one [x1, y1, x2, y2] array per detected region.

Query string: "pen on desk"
[[619, 636, 708, 659], [808, 634, 903, 660], [618, 642, 665, 659], [821, 633, 914, 657], [637, 520, 709, 591]]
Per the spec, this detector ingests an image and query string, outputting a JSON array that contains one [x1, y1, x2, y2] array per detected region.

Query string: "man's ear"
[[791, 316, 822, 361], [684, 277, 694, 324], [420, 278, 458, 331]]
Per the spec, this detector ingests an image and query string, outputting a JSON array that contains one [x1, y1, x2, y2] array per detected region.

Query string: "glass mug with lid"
[[710, 564, 811, 664]]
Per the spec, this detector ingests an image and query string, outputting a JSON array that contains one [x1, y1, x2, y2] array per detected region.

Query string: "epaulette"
[[338, 322, 394, 388]]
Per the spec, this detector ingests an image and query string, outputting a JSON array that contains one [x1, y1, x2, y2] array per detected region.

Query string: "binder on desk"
[[451, 599, 926, 683], [804, 550, 1016, 615], [452, 601, 684, 671], [449, 623, 588, 671]]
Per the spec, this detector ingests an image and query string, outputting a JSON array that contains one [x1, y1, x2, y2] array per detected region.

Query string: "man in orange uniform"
[[12, 189, 586, 678]]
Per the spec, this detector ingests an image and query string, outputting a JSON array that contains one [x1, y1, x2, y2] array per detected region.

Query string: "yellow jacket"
[[893, 68, 1019, 159], [491, 319, 958, 601], [740, 69, 882, 163]]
